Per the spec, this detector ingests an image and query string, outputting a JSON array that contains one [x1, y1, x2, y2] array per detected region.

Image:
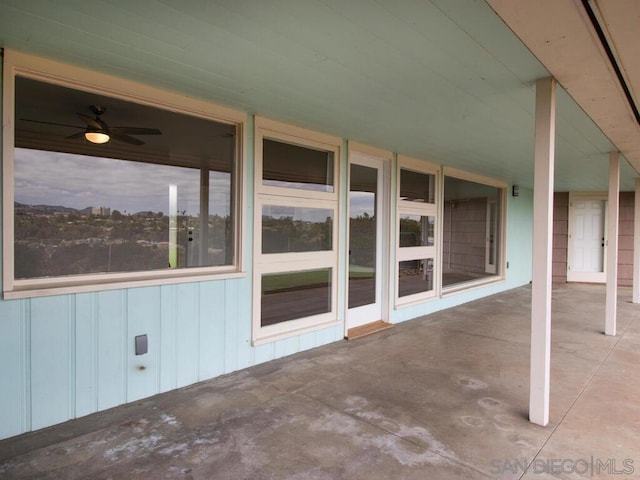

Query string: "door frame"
[[567, 192, 607, 283], [345, 143, 391, 334], [485, 198, 498, 274]]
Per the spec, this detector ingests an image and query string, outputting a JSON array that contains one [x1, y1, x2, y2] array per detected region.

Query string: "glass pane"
[[349, 164, 377, 309], [443, 176, 502, 287], [261, 269, 332, 326], [399, 215, 435, 247], [400, 169, 435, 203], [262, 205, 333, 253], [13, 76, 236, 280], [398, 259, 434, 297], [263, 138, 334, 192]]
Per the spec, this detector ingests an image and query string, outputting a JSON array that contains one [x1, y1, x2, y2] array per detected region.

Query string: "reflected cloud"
[[349, 192, 375, 218], [15, 148, 231, 216]]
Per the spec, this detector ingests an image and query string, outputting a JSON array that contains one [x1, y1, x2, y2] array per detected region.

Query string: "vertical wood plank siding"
[[0, 279, 343, 439]]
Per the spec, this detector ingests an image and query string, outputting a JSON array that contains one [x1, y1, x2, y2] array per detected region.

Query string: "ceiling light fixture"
[[85, 131, 110, 144]]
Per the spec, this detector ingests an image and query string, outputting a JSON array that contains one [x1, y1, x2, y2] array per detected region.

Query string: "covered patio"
[[1, 283, 638, 479]]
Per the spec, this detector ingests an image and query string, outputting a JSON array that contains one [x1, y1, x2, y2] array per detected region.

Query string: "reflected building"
[[91, 206, 111, 216]]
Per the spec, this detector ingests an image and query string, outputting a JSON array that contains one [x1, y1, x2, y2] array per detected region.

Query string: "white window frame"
[[395, 155, 440, 307], [441, 167, 507, 295], [2, 50, 247, 299], [253, 117, 341, 345]]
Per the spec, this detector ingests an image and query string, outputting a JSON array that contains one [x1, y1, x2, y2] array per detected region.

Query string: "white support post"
[[530, 77, 556, 427], [633, 178, 640, 303], [605, 152, 620, 335]]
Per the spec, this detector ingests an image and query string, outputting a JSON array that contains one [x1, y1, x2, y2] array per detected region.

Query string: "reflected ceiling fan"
[[21, 105, 162, 146]]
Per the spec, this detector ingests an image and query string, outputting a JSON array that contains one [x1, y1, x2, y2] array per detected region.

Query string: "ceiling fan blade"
[[76, 112, 103, 129], [65, 132, 86, 140], [20, 118, 83, 129], [110, 131, 145, 146], [110, 127, 162, 135]]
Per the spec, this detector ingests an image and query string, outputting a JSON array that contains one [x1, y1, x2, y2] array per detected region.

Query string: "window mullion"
[[199, 165, 210, 266]]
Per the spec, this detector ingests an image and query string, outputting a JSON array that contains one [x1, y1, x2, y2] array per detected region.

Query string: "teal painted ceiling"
[[0, 0, 636, 190]]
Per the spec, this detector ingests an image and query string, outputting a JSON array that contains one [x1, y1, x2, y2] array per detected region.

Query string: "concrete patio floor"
[[1, 283, 639, 479]]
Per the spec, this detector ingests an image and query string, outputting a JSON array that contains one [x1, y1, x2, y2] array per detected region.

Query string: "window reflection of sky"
[[349, 192, 374, 218], [15, 148, 231, 216]]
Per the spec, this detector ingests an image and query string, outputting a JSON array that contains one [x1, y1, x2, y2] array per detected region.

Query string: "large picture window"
[[442, 173, 505, 289], [3, 55, 243, 297], [253, 119, 340, 344]]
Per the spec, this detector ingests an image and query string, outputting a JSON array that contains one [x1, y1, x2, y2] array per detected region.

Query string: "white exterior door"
[[347, 152, 386, 329], [568, 195, 606, 283]]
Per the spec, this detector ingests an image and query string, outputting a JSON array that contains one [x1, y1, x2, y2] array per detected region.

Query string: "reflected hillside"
[[14, 202, 231, 279]]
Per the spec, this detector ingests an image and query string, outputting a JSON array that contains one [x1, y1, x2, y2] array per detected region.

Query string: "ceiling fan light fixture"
[[85, 131, 110, 144]]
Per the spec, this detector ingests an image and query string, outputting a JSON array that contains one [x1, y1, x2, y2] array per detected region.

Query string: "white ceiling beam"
[[486, 0, 640, 172]]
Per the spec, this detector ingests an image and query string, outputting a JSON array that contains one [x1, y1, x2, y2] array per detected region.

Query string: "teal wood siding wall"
[[0, 280, 345, 439], [0, 71, 535, 440], [0, 141, 535, 441]]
